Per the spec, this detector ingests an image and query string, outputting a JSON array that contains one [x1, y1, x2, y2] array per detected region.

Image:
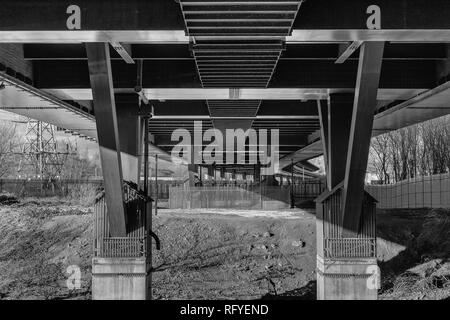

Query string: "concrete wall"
[[317, 256, 378, 300], [366, 173, 450, 209], [92, 257, 149, 300]]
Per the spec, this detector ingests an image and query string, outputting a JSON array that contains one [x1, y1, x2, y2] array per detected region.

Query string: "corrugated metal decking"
[[180, 0, 304, 132]]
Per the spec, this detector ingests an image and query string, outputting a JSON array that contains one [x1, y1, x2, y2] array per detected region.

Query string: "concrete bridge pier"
[[254, 164, 261, 183], [207, 165, 215, 181], [316, 42, 384, 300], [188, 164, 199, 186], [92, 258, 149, 300], [86, 42, 152, 300], [219, 167, 225, 180]]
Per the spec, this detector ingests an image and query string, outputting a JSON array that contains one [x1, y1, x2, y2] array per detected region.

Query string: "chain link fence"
[[366, 173, 450, 209]]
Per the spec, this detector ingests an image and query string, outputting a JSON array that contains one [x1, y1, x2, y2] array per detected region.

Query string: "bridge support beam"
[[86, 42, 126, 237], [87, 43, 150, 300], [342, 42, 385, 236], [117, 104, 142, 184], [316, 42, 384, 300], [318, 94, 354, 191]]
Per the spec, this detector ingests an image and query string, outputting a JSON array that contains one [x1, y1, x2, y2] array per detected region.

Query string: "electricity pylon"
[[17, 119, 72, 180]]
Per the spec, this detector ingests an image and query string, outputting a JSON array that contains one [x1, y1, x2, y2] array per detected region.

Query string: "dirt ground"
[[0, 198, 449, 300]]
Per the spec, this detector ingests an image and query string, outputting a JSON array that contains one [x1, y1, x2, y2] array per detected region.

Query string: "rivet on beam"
[[109, 42, 134, 64], [336, 41, 363, 64]]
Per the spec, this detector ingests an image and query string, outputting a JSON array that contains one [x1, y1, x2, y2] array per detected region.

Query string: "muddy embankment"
[[0, 198, 448, 300]]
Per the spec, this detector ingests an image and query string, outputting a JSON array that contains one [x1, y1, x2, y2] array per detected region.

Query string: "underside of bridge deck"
[[0, 0, 449, 300]]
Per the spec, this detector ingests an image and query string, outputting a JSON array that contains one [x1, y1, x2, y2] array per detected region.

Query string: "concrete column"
[[92, 258, 149, 300], [117, 104, 142, 184], [316, 191, 379, 300], [437, 44, 450, 83], [318, 94, 353, 191], [188, 164, 198, 187], [263, 175, 279, 186], [207, 165, 214, 180], [254, 164, 261, 183], [316, 255, 378, 300]]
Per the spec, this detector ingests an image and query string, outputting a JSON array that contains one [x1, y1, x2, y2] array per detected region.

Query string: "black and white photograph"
[[0, 0, 449, 310]]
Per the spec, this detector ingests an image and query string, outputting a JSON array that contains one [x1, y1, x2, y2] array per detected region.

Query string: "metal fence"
[[0, 178, 175, 200], [169, 185, 291, 209], [0, 178, 103, 197], [366, 173, 450, 209], [149, 182, 171, 200], [292, 180, 326, 201]]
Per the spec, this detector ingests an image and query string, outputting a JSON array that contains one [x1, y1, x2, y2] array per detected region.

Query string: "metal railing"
[[93, 182, 150, 258], [318, 186, 377, 259], [97, 237, 146, 258], [324, 238, 376, 258]]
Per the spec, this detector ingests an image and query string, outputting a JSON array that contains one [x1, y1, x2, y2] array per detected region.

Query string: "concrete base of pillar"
[[316, 255, 378, 300], [92, 257, 149, 300]]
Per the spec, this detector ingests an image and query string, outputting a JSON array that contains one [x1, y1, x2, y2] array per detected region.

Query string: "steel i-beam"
[[86, 42, 127, 237], [342, 42, 385, 237]]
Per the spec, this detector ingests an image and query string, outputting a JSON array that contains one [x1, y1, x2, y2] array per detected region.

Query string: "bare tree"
[[368, 115, 450, 184], [0, 121, 18, 178], [370, 135, 391, 183], [59, 140, 100, 180]]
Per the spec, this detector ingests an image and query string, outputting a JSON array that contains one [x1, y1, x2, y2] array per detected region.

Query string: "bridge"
[[0, 0, 449, 300]]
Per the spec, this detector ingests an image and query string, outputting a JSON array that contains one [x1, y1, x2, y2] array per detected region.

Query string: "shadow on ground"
[[376, 208, 450, 299], [261, 281, 316, 300]]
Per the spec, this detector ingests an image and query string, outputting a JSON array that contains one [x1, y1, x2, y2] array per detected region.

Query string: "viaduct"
[[0, 0, 449, 300]]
